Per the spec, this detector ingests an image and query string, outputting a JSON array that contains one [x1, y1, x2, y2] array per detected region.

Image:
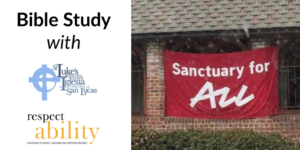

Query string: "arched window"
[[132, 46, 145, 114], [279, 41, 300, 109]]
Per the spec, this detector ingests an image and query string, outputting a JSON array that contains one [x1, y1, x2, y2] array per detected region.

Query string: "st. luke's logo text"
[[29, 64, 97, 100]]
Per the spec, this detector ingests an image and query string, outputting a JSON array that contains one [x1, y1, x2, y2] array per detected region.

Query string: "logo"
[[29, 65, 61, 100], [29, 64, 97, 100], [27, 113, 100, 145]]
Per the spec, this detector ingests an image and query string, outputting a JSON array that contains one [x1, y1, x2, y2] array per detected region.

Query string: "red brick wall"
[[132, 40, 300, 142]]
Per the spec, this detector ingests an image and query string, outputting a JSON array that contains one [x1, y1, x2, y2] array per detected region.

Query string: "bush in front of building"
[[132, 129, 300, 150]]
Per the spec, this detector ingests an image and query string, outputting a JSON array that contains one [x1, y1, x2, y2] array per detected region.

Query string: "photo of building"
[[131, 0, 300, 142]]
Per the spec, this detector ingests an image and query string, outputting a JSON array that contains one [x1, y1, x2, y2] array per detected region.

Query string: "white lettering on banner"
[[249, 61, 270, 74], [190, 81, 254, 109], [172, 63, 244, 79]]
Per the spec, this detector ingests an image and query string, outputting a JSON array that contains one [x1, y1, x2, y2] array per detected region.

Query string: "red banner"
[[164, 47, 279, 118]]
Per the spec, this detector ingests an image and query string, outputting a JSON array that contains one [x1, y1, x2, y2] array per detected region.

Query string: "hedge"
[[132, 129, 300, 150]]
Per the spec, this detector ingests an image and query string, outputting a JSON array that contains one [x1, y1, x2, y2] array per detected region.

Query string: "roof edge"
[[132, 27, 300, 40]]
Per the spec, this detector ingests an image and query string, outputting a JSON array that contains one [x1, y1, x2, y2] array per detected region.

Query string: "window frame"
[[131, 45, 147, 116]]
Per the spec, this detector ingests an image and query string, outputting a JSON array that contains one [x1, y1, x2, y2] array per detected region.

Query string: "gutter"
[[131, 28, 300, 40]]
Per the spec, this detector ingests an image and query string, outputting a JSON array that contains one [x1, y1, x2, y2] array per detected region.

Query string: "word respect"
[[28, 113, 64, 123]]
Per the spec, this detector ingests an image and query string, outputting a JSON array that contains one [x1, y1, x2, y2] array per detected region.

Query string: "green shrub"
[[132, 129, 300, 150]]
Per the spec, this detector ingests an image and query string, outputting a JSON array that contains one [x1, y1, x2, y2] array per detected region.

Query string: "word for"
[[249, 61, 270, 74]]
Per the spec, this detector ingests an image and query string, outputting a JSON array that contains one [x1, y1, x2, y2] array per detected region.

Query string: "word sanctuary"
[[172, 63, 244, 79]]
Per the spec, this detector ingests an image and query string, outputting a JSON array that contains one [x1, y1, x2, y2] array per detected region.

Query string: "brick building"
[[131, 0, 300, 141]]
